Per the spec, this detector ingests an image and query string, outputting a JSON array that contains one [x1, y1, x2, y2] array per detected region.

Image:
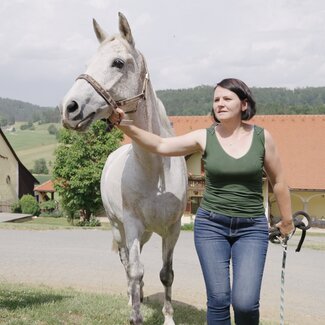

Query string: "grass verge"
[[0, 282, 207, 325], [0, 217, 110, 231], [0, 282, 278, 325]]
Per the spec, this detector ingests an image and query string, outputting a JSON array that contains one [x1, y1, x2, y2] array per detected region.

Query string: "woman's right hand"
[[108, 108, 125, 125]]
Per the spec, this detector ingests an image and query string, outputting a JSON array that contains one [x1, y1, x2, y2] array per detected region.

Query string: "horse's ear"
[[118, 12, 135, 47], [93, 18, 107, 43]]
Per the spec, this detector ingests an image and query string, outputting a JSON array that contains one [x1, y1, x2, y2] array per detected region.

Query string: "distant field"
[[4, 122, 61, 171]]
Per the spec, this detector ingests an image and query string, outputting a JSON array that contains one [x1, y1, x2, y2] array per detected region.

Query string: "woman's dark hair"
[[211, 78, 256, 122]]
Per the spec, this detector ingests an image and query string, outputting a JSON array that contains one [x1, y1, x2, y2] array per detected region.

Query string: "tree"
[[32, 158, 49, 174], [52, 120, 123, 221], [0, 117, 7, 127], [48, 124, 58, 136]]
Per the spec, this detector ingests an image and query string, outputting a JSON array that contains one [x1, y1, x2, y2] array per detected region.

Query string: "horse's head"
[[60, 12, 147, 131]]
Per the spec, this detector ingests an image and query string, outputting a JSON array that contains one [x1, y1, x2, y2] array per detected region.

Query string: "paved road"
[[0, 228, 324, 324]]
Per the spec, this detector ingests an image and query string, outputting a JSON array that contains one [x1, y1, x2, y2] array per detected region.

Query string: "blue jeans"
[[194, 207, 269, 325]]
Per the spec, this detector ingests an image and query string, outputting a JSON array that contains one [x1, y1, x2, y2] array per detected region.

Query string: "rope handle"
[[269, 211, 311, 251]]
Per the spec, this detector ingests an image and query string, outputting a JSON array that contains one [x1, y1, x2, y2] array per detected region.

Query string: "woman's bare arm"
[[264, 129, 294, 236], [111, 109, 206, 156]]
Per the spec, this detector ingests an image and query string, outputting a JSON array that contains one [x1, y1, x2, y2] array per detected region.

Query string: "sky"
[[0, 0, 325, 107]]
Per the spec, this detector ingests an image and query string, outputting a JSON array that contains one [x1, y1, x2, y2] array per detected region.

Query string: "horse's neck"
[[133, 78, 171, 133], [131, 82, 172, 166]]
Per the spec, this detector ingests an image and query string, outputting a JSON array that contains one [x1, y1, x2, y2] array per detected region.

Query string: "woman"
[[109, 78, 294, 325]]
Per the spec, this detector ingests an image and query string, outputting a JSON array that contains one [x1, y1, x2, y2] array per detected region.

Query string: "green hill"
[[157, 86, 325, 115], [0, 97, 60, 126], [1, 86, 325, 127], [3, 122, 61, 174]]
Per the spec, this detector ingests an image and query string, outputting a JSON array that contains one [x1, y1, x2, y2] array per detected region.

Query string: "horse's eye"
[[112, 58, 125, 69]]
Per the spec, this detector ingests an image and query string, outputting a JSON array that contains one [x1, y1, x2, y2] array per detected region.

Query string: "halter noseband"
[[76, 69, 149, 125]]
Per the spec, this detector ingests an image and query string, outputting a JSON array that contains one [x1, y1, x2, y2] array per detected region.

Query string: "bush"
[[181, 222, 194, 231], [39, 200, 61, 218], [76, 216, 101, 227], [40, 200, 57, 212], [19, 195, 40, 216], [48, 124, 58, 136], [20, 121, 34, 130], [11, 201, 21, 213], [39, 210, 62, 218]]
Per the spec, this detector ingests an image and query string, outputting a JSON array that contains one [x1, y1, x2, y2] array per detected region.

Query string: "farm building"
[[0, 128, 39, 212], [34, 179, 55, 203], [123, 115, 325, 222]]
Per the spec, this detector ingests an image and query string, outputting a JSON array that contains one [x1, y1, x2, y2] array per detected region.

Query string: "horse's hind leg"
[[160, 221, 181, 325], [139, 230, 153, 302]]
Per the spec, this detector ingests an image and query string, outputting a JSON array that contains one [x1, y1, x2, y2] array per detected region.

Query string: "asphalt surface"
[[0, 228, 324, 324], [0, 213, 32, 223]]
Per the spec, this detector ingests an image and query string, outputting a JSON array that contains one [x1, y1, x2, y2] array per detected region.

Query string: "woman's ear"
[[241, 99, 248, 112]]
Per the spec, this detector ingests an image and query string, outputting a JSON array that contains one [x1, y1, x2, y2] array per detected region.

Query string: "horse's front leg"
[[160, 220, 181, 325], [110, 224, 134, 304], [125, 221, 145, 325]]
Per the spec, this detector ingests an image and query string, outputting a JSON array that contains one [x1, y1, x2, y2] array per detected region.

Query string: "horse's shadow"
[[142, 292, 206, 325]]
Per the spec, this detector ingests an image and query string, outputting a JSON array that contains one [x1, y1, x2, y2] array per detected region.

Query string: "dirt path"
[[0, 229, 324, 324]]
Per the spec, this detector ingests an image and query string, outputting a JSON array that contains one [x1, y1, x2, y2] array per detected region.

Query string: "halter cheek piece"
[[76, 71, 149, 129]]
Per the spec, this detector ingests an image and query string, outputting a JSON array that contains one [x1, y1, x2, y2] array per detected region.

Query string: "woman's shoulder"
[[206, 123, 218, 135], [250, 124, 276, 148], [252, 124, 264, 135]]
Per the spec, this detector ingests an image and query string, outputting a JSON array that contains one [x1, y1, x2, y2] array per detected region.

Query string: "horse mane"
[[156, 97, 175, 136], [139, 54, 175, 137]]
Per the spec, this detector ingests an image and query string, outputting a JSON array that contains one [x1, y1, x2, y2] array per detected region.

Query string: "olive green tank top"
[[200, 125, 265, 217]]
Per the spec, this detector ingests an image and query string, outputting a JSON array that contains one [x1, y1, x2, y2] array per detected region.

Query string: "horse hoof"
[[163, 319, 175, 325], [130, 313, 143, 325]]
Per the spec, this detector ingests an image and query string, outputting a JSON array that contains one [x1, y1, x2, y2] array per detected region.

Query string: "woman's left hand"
[[275, 219, 295, 238]]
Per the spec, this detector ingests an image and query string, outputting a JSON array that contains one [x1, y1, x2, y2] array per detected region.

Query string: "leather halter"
[[76, 71, 149, 119]]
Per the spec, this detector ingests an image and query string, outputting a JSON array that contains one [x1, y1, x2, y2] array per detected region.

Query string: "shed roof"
[[34, 180, 55, 193]]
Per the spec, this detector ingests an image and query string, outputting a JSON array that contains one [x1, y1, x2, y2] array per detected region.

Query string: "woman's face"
[[213, 86, 247, 122]]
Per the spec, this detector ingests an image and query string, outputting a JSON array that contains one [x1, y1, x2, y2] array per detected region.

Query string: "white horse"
[[60, 13, 187, 325]]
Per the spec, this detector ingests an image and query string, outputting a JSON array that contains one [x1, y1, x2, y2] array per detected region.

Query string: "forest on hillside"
[[0, 85, 325, 126], [0, 98, 60, 126], [157, 85, 325, 116]]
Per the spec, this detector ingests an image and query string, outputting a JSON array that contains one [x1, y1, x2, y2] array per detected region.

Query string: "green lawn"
[[0, 282, 278, 325], [0, 216, 110, 231]]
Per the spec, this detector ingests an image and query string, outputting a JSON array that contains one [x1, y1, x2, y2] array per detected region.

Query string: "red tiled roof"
[[250, 115, 325, 191], [34, 180, 55, 192], [121, 115, 215, 145], [122, 115, 325, 191]]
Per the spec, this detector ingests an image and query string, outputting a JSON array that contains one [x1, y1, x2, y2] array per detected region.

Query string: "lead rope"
[[279, 236, 289, 325], [269, 211, 311, 325]]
